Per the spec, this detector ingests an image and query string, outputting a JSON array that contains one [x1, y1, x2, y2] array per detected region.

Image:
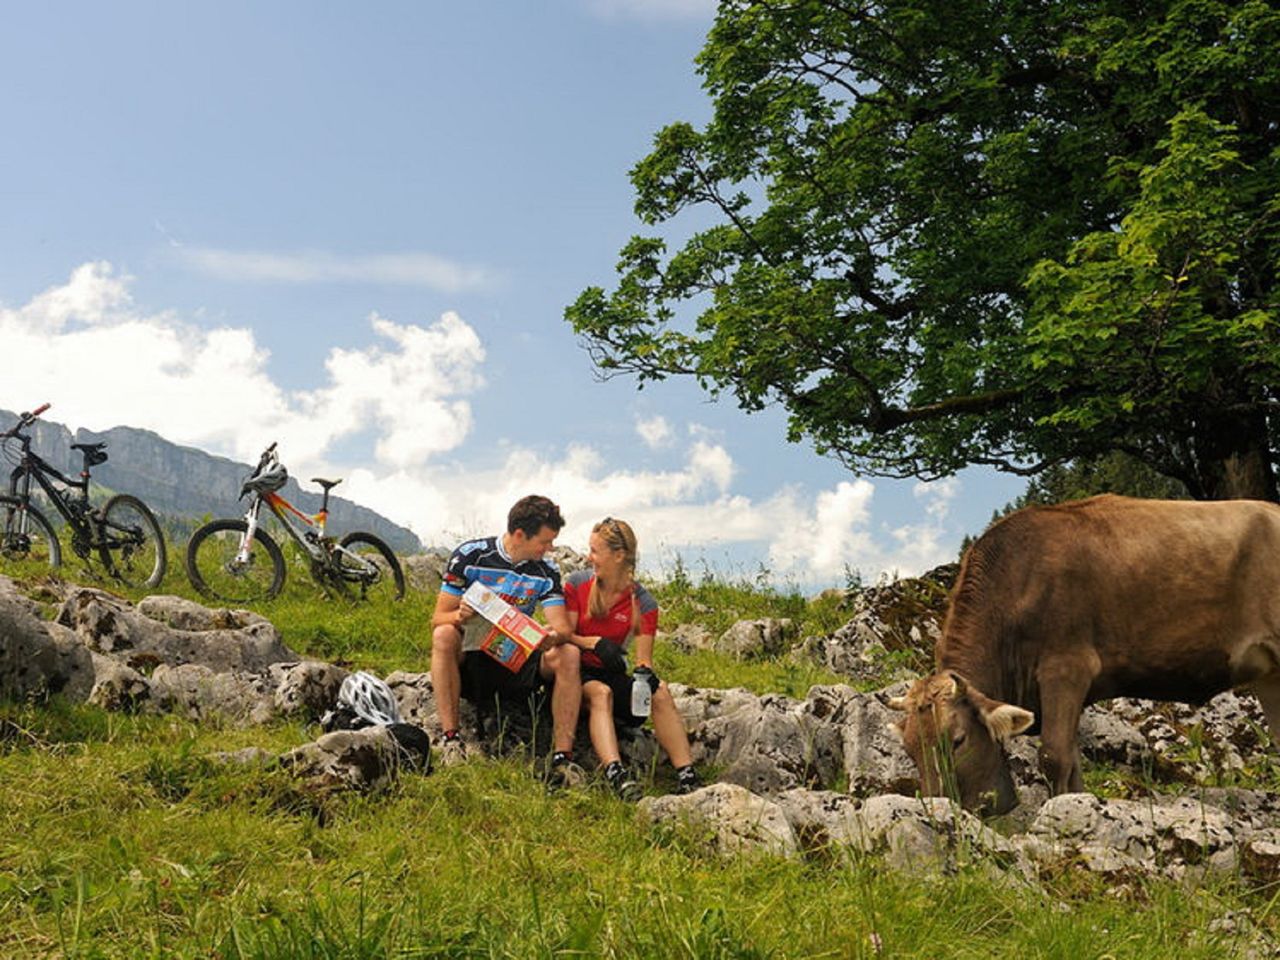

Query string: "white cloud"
[[582, 0, 717, 20], [636, 414, 673, 449], [0, 262, 483, 472], [1, 262, 964, 589], [177, 247, 494, 293]]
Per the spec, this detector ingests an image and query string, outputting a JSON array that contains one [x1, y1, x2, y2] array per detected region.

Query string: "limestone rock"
[[638, 782, 798, 858], [57, 587, 296, 672], [0, 587, 95, 702], [280, 726, 431, 794], [714, 619, 796, 659]]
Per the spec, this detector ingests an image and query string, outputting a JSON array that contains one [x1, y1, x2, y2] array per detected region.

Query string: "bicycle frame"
[[235, 484, 379, 581], [8, 439, 93, 530], [237, 489, 331, 565]]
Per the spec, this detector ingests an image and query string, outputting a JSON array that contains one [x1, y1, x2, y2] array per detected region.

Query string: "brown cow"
[[888, 494, 1280, 814]]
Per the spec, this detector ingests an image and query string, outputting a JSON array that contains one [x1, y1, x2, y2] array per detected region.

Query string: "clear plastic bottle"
[[630, 666, 653, 718]]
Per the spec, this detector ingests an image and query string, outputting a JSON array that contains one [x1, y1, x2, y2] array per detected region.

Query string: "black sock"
[[551, 751, 570, 767]]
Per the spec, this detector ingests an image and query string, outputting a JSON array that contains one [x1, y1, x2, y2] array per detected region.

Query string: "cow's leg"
[[1036, 660, 1094, 795], [1250, 673, 1280, 743]]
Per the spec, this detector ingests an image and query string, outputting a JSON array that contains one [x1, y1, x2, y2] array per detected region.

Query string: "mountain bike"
[[0, 403, 168, 588], [185, 442, 406, 604]]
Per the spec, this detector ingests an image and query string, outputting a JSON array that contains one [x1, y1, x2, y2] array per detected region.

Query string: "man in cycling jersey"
[[430, 494, 583, 786]]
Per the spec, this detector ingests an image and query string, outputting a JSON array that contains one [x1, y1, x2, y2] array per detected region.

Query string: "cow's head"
[[886, 672, 1035, 815]]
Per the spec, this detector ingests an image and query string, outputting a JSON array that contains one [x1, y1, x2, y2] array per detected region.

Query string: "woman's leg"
[[583, 679, 622, 766], [649, 682, 693, 768]]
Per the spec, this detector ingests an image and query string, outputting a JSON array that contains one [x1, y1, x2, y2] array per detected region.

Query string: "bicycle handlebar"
[[3, 402, 51, 438], [257, 442, 279, 468]]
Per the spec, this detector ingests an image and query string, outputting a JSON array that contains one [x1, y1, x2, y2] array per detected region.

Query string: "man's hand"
[[456, 602, 475, 625], [592, 638, 627, 674]]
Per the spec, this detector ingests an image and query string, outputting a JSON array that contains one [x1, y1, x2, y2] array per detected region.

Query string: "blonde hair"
[[588, 517, 640, 632]]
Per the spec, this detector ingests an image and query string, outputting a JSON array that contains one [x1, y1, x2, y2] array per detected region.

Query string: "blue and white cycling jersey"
[[441, 535, 564, 615]]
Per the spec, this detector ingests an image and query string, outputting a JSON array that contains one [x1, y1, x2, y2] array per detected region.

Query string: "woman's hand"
[[591, 637, 627, 674]]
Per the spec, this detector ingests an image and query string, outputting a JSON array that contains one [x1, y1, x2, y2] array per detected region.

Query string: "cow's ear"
[[980, 703, 1035, 742]]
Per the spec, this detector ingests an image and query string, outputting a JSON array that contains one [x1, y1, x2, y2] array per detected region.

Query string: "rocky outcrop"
[[58, 588, 293, 673], [794, 565, 955, 681], [7, 568, 1280, 884]]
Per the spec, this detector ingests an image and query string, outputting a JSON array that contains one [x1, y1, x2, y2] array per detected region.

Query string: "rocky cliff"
[[0, 408, 421, 554]]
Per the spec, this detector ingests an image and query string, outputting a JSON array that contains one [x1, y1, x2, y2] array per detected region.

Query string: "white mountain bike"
[[184, 443, 405, 604]]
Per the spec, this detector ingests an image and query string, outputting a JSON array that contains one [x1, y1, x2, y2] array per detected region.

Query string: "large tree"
[[567, 0, 1280, 500]]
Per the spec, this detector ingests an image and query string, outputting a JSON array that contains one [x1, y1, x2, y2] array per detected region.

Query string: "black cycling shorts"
[[582, 667, 646, 728], [460, 649, 545, 704]]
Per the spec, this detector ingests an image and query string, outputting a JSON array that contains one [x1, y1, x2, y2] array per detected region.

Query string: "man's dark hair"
[[507, 495, 564, 538]]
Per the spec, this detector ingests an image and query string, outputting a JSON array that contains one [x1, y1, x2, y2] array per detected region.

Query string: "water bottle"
[[630, 666, 653, 718]]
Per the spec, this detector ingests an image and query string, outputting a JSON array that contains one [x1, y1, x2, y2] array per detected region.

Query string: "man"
[[431, 494, 584, 787]]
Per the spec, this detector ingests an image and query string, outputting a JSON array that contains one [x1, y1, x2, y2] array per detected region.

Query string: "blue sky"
[[0, 0, 1025, 588]]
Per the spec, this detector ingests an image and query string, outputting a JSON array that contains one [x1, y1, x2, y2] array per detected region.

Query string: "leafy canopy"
[[567, 0, 1280, 498]]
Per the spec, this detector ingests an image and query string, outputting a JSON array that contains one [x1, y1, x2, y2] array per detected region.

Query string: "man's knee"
[[544, 644, 581, 679], [584, 680, 611, 708], [432, 625, 463, 657]]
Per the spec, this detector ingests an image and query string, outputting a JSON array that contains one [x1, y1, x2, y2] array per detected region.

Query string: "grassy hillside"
[[1, 553, 1278, 957]]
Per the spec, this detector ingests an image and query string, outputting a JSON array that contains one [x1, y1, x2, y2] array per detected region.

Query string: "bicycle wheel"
[[0, 496, 61, 570], [98, 494, 167, 588], [186, 519, 285, 603], [335, 531, 405, 601]]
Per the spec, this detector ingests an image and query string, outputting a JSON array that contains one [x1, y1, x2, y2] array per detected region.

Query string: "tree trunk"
[[1192, 408, 1278, 501]]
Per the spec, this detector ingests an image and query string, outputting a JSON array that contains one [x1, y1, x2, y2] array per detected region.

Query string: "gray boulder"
[[638, 782, 799, 858], [0, 586, 95, 702], [1020, 793, 1239, 881], [714, 618, 796, 659], [270, 660, 348, 719], [280, 725, 431, 795], [401, 551, 448, 595], [57, 587, 296, 672], [149, 664, 277, 724]]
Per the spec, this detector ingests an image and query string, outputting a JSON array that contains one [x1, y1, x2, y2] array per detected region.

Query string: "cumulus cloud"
[[1, 262, 964, 588], [177, 247, 494, 293], [636, 414, 673, 449], [0, 262, 484, 470]]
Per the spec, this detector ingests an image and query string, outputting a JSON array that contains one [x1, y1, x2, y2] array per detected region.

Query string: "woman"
[[564, 517, 702, 800]]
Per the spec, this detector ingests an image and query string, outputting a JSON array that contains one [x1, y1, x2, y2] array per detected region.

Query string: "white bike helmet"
[[337, 671, 402, 726], [241, 460, 288, 496]]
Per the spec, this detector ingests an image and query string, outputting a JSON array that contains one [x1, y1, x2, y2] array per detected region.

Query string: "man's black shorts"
[[460, 649, 545, 704], [582, 667, 646, 727]]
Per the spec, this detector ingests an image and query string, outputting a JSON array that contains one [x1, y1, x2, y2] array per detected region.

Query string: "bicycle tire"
[[98, 494, 167, 588], [335, 531, 406, 601], [0, 496, 62, 570], [186, 519, 286, 603]]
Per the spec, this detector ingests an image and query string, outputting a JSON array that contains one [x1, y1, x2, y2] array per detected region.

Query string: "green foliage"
[[1017, 450, 1190, 509], [568, 0, 1280, 500]]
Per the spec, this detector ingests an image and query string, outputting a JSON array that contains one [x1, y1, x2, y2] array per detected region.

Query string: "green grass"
[[3, 704, 1278, 958], [5, 547, 1280, 956]]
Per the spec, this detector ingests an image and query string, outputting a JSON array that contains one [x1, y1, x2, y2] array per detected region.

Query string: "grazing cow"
[[887, 495, 1280, 814]]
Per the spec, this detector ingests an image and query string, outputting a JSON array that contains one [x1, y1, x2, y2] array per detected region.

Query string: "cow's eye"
[[951, 731, 967, 749]]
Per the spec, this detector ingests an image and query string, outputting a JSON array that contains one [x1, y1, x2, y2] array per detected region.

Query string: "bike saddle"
[[311, 477, 342, 491]]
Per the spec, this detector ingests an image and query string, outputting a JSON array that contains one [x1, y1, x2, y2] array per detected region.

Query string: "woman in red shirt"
[[564, 517, 701, 799]]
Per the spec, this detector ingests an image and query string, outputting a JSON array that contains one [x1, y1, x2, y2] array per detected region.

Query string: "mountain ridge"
[[0, 408, 422, 554]]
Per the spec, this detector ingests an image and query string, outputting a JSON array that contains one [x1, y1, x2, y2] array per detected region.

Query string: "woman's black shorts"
[[582, 667, 646, 727]]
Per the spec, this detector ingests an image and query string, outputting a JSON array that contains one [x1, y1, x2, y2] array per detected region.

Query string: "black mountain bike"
[[0, 403, 168, 588], [185, 442, 405, 604]]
